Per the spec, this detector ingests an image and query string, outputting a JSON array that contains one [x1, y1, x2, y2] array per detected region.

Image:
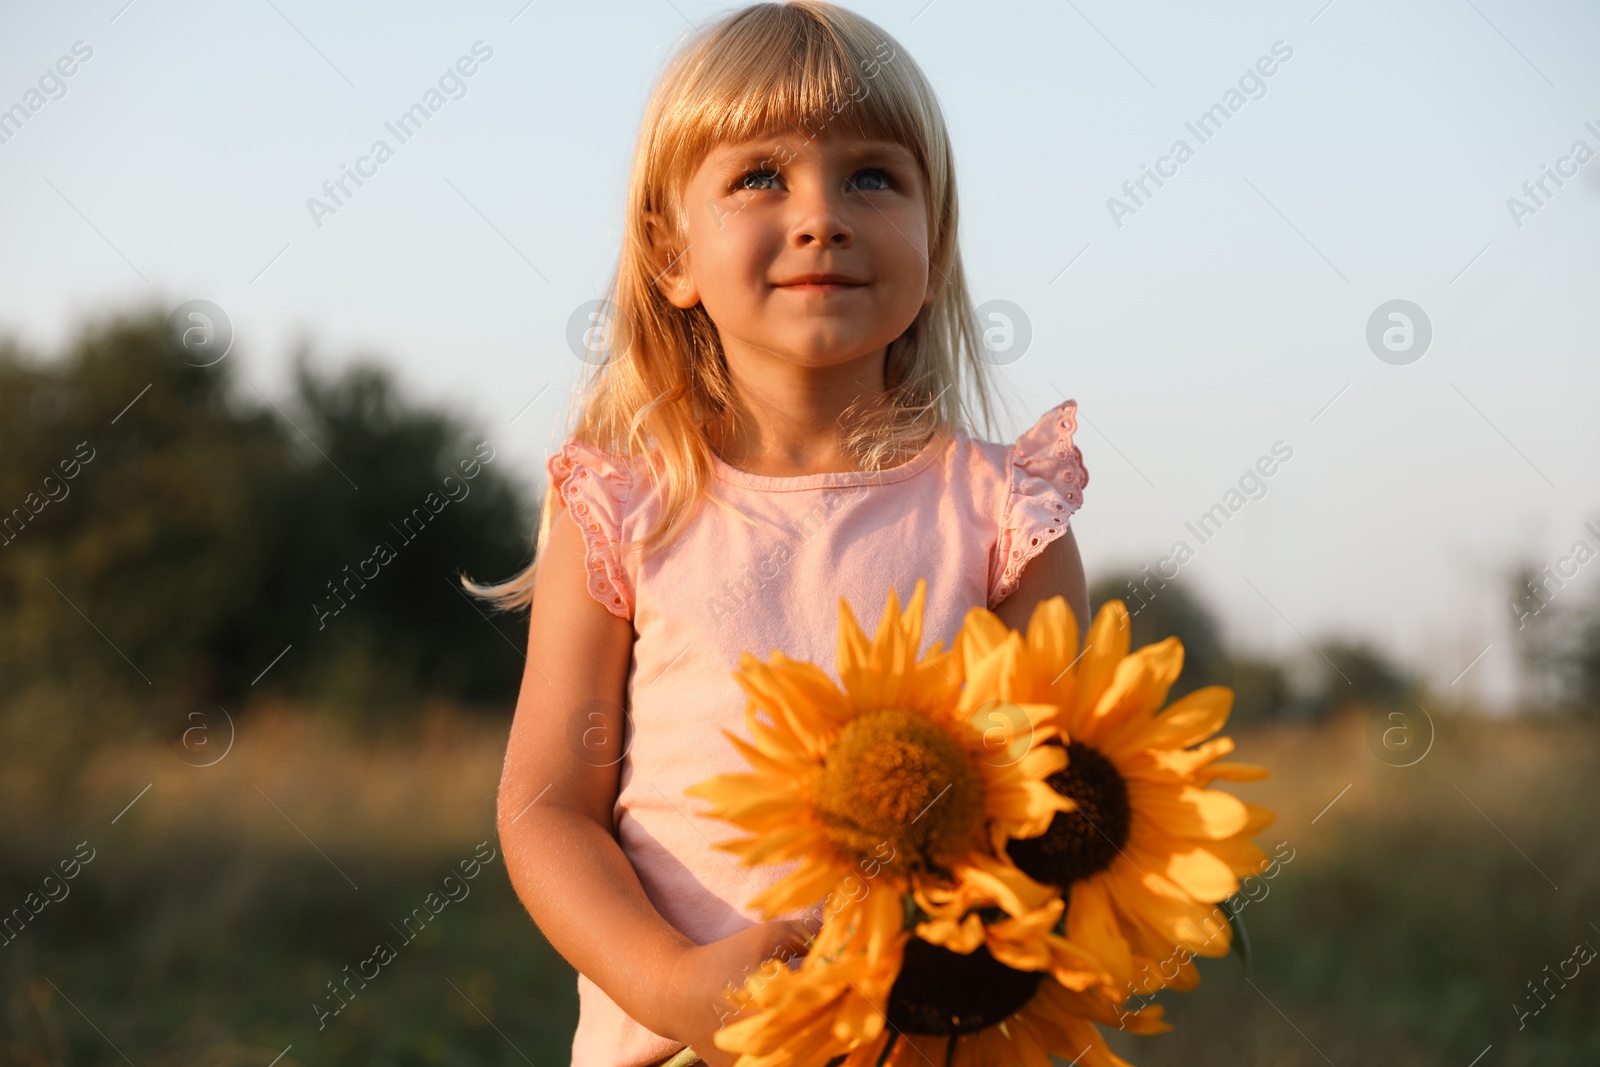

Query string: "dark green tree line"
[[0, 308, 536, 716]]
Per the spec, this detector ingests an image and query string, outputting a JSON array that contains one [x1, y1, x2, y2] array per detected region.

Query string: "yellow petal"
[[1200, 761, 1271, 783], [1072, 601, 1131, 733], [957, 607, 1012, 679], [966, 702, 1061, 767], [1160, 844, 1240, 902], [1066, 876, 1133, 985], [736, 823, 821, 866], [1018, 596, 1081, 711], [746, 857, 845, 919], [1127, 781, 1251, 840], [1088, 639, 1184, 747], [1207, 832, 1270, 877], [949, 851, 1057, 917], [955, 631, 1024, 718], [917, 909, 986, 954], [1110, 685, 1233, 758], [1123, 735, 1234, 780]]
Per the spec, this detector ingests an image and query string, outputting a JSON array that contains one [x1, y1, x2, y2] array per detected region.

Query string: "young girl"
[[473, 4, 1089, 1064]]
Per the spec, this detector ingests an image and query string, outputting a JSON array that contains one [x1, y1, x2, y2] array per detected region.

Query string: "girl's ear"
[[643, 209, 699, 309]]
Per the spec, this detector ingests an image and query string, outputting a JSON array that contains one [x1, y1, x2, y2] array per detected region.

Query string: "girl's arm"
[[994, 527, 1090, 650], [496, 509, 805, 1057]]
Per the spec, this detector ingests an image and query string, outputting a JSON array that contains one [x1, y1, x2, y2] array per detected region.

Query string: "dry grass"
[[1103, 710, 1600, 1067], [1, 700, 1595, 1065]]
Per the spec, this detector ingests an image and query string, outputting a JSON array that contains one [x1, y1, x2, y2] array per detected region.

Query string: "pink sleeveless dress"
[[546, 400, 1088, 1067]]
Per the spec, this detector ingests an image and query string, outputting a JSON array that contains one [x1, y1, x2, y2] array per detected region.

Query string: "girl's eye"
[[847, 168, 894, 192], [735, 168, 781, 191]]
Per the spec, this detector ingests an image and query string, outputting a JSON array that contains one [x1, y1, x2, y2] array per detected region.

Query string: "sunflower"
[[684, 579, 1079, 966], [955, 595, 1275, 1001], [686, 581, 1168, 1067], [712, 932, 1168, 1067], [701, 823, 1169, 1067]]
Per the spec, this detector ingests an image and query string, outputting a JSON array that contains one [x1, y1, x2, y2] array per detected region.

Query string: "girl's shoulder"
[[956, 398, 1089, 606]]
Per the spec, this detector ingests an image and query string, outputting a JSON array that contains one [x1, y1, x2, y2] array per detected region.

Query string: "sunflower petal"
[[1072, 601, 1132, 737], [949, 850, 1058, 917], [1109, 685, 1233, 758], [1025, 597, 1078, 683], [1200, 761, 1271, 783], [957, 607, 1012, 677], [1067, 876, 1133, 986], [1127, 781, 1251, 840], [1159, 844, 1240, 902], [1088, 639, 1184, 751]]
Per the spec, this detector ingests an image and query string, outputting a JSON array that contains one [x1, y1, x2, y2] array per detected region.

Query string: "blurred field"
[[2, 702, 1596, 1066], [1103, 711, 1600, 1067]]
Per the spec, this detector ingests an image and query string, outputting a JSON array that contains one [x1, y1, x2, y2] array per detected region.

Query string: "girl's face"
[[652, 131, 935, 377]]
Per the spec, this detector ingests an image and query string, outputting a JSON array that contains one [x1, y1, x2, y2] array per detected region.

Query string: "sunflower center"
[[813, 708, 984, 874], [1008, 740, 1131, 887], [886, 937, 1043, 1035]]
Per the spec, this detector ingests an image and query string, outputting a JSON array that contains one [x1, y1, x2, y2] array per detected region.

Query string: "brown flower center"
[[1008, 740, 1131, 887], [886, 937, 1043, 1035], [812, 708, 983, 875]]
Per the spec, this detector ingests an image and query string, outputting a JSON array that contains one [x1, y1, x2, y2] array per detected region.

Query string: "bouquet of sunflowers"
[[674, 579, 1273, 1067]]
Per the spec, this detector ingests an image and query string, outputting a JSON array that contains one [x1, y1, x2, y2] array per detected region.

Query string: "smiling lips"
[[774, 272, 868, 295]]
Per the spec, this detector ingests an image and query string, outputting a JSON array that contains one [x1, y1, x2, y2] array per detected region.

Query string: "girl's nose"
[[788, 184, 854, 247]]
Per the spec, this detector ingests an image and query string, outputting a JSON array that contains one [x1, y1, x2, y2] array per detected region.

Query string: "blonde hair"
[[466, 0, 1006, 611]]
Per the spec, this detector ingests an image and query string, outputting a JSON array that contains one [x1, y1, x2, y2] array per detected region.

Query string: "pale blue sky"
[[3, 0, 1597, 709]]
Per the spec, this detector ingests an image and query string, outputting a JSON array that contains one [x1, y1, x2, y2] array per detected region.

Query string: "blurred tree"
[[1221, 652, 1293, 727], [0, 307, 536, 717], [0, 311, 289, 698], [1571, 599, 1600, 715], [241, 348, 535, 710], [1290, 638, 1416, 722], [1507, 559, 1600, 716], [1508, 560, 1569, 712]]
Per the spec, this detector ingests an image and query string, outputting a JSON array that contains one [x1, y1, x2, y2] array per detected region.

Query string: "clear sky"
[[3, 0, 1597, 710]]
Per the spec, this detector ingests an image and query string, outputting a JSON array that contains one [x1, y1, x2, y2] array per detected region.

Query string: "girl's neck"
[[707, 347, 891, 478]]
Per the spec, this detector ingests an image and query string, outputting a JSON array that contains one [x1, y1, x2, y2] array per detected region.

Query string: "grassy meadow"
[[2, 699, 1596, 1066]]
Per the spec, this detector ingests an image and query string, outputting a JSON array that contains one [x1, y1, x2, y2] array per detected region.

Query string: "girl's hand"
[[659, 919, 813, 1067]]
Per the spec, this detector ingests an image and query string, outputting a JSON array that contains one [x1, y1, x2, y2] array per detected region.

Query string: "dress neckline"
[[709, 428, 958, 492]]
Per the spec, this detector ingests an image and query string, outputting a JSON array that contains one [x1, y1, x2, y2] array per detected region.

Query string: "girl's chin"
[[738, 343, 891, 370]]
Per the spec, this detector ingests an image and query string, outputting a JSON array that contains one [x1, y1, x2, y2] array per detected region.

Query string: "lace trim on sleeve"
[[547, 439, 635, 619], [990, 400, 1088, 608]]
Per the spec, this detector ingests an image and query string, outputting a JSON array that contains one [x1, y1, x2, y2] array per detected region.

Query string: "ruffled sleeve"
[[547, 438, 635, 619], [989, 399, 1089, 608]]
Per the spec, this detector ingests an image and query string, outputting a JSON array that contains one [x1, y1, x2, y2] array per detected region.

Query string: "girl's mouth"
[[776, 282, 867, 295]]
